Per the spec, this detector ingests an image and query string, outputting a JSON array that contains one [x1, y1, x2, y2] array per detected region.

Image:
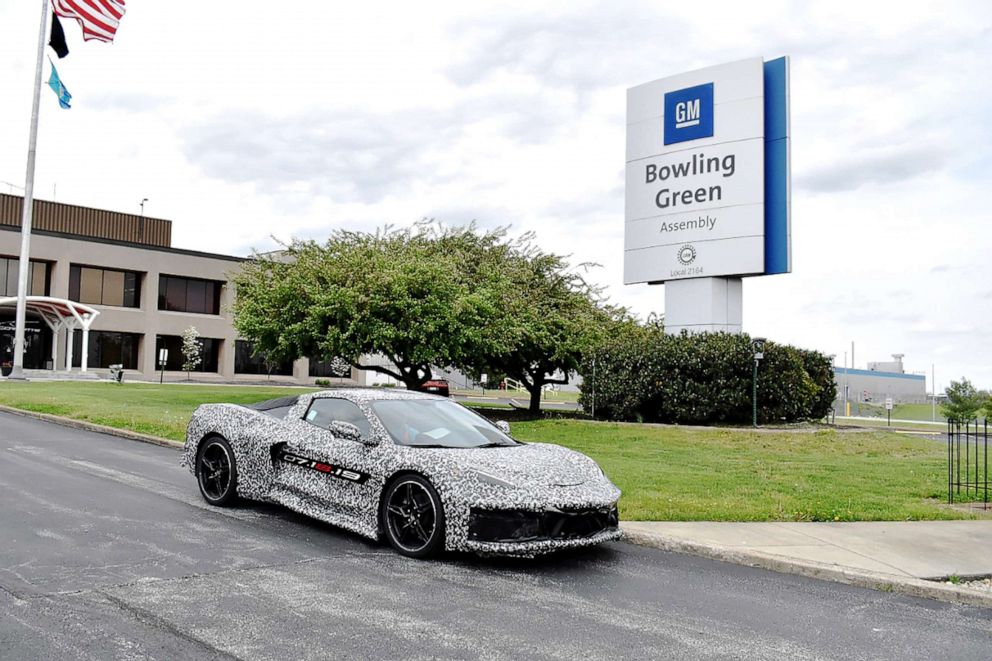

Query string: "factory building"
[[833, 354, 928, 407]]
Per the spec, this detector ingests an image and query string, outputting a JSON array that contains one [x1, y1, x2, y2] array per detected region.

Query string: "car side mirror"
[[328, 421, 375, 445], [495, 420, 510, 434]]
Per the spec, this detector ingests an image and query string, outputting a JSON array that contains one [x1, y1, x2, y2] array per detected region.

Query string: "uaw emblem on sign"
[[677, 244, 697, 266]]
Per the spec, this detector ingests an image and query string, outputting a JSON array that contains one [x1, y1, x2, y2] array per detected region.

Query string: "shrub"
[[578, 327, 835, 425], [314, 378, 331, 387]]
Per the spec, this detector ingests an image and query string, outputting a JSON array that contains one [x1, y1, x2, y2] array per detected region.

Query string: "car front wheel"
[[381, 475, 445, 558]]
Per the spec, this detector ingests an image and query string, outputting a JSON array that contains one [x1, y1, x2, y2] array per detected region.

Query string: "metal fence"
[[947, 419, 989, 508]]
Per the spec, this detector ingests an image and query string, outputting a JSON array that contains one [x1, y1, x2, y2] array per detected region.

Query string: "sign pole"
[[159, 348, 168, 383], [9, 0, 51, 380], [752, 358, 758, 428]]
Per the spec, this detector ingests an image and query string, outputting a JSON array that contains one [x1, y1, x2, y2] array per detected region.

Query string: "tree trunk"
[[352, 360, 429, 391], [527, 383, 542, 413], [402, 376, 428, 391]]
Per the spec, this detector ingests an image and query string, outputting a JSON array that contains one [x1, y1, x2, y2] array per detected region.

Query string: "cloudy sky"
[[2, 1, 991, 391]]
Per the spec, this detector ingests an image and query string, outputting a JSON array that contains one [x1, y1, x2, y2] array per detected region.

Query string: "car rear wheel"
[[196, 436, 238, 506], [381, 475, 445, 558]]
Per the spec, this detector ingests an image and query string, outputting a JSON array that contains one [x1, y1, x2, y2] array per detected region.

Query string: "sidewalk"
[[622, 520, 992, 608]]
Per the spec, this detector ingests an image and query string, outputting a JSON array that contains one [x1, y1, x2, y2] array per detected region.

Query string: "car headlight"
[[473, 470, 518, 489]]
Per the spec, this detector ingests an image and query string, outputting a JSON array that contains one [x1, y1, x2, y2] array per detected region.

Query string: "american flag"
[[53, 0, 127, 44]]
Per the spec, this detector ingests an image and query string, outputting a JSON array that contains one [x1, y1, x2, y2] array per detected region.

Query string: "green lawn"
[[834, 416, 945, 432], [512, 420, 959, 522], [0, 381, 317, 441], [893, 402, 944, 422], [853, 401, 945, 422], [453, 387, 581, 403], [0, 381, 961, 522]]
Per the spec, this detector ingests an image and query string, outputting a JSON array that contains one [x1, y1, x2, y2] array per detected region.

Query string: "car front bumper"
[[458, 503, 621, 556], [462, 525, 622, 557]]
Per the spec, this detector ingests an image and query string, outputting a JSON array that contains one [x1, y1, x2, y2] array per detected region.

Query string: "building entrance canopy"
[[0, 296, 99, 372]]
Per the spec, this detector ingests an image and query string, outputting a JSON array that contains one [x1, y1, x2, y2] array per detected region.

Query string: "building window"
[[308, 356, 352, 378], [235, 340, 294, 376], [155, 334, 220, 372], [72, 331, 140, 369], [0, 257, 49, 297], [68, 265, 141, 308], [158, 275, 222, 315]]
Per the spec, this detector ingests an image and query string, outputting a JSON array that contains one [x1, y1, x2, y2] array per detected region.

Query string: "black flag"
[[49, 13, 69, 59]]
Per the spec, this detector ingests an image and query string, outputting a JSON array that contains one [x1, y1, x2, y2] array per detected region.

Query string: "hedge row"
[[577, 326, 835, 425]]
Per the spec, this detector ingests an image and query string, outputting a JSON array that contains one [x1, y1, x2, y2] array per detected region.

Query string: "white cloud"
[[1, 0, 991, 390]]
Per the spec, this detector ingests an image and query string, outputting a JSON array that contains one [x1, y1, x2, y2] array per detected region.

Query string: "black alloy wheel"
[[197, 436, 238, 506], [382, 475, 445, 558]]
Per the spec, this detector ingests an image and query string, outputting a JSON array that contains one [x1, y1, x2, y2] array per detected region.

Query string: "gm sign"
[[664, 83, 714, 145]]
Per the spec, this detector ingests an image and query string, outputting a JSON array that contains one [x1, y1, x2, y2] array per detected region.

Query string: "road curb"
[[620, 523, 992, 609], [0, 405, 183, 450]]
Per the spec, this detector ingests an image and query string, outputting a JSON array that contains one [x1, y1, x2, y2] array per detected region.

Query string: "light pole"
[[752, 337, 766, 428], [931, 363, 936, 423], [827, 354, 836, 423], [591, 357, 596, 419], [139, 198, 148, 243]]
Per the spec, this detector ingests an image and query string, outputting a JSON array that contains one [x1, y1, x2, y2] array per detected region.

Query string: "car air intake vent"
[[468, 506, 619, 543]]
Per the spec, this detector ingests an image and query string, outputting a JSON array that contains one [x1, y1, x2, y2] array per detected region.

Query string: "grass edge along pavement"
[[0, 404, 183, 449], [0, 381, 969, 523]]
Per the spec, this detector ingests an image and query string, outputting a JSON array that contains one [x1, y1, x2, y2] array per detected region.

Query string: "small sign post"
[[885, 397, 893, 426], [480, 373, 488, 395], [158, 348, 168, 384]]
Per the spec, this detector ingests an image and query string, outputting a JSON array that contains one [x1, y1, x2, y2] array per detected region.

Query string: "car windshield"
[[370, 399, 518, 448]]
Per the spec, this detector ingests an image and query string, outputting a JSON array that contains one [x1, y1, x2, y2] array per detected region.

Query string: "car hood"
[[438, 442, 602, 488]]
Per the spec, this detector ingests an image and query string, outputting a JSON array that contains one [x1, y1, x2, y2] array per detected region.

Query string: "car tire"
[[381, 474, 446, 559], [196, 436, 239, 506]]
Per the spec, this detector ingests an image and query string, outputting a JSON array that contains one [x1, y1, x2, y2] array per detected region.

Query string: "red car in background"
[[417, 379, 450, 397]]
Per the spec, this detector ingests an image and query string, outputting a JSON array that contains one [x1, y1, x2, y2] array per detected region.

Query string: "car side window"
[[304, 398, 372, 440]]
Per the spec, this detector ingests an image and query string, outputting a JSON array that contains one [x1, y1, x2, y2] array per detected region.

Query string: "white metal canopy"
[[0, 296, 99, 372]]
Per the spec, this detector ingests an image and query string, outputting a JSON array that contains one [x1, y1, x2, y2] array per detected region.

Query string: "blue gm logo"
[[664, 83, 714, 145]]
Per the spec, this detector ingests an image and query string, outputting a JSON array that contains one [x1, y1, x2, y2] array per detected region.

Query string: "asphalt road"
[[1, 412, 989, 660]]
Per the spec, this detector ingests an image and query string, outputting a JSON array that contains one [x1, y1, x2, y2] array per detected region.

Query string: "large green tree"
[[941, 377, 987, 423], [459, 241, 622, 413], [231, 224, 517, 391]]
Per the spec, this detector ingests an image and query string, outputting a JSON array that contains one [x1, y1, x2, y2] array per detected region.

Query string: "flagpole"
[[9, 0, 51, 380]]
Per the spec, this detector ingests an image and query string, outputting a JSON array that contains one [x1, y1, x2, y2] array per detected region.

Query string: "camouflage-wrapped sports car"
[[182, 389, 621, 558]]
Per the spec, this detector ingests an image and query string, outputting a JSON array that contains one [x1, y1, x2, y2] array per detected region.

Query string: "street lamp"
[[752, 337, 766, 428], [827, 354, 837, 424]]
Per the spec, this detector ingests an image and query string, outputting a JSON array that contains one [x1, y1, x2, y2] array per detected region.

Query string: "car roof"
[[244, 388, 442, 419], [246, 394, 301, 411], [310, 387, 443, 403]]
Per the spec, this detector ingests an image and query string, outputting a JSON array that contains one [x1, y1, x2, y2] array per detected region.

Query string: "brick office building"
[[0, 193, 354, 384]]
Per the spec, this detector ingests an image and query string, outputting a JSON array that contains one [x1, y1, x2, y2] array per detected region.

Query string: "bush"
[[578, 326, 835, 425], [314, 378, 331, 387]]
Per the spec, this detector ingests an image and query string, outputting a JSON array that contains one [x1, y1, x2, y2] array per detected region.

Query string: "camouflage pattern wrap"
[[183, 389, 621, 556]]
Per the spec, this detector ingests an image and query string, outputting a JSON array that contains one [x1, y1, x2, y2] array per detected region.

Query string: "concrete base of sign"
[[664, 277, 742, 334]]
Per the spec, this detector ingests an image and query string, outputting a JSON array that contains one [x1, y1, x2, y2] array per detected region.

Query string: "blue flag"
[[47, 60, 72, 109]]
